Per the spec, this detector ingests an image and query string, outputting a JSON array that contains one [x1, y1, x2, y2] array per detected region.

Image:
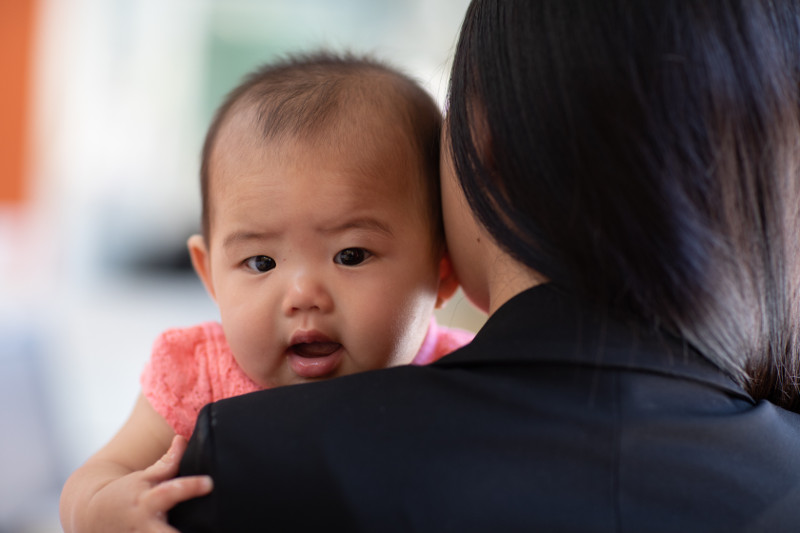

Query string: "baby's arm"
[[60, 393, 213, 533]]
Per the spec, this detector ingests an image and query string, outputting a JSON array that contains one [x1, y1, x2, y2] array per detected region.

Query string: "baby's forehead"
[[210, 91, 426, 183], [207, 128, 434, 245], [218, 123, 419, 189]]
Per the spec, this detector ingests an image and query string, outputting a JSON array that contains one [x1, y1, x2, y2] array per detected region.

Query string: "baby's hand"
[[85, 435, 213, 532]]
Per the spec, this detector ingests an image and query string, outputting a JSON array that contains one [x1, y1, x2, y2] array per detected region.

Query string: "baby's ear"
[[435, 252, 459, 309], [187, 234, 216, 302]]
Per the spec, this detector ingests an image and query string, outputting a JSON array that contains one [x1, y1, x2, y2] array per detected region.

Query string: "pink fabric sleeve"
[[411, 317, 475, 366], [140, 322, 261, 439]]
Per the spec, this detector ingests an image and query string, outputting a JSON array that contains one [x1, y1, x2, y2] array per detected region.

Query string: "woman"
[[171, 1, 800, 530]]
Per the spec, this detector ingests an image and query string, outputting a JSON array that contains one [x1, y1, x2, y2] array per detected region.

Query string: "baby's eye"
[[334, 248, 371, 266], [244, 255, 276, 273]]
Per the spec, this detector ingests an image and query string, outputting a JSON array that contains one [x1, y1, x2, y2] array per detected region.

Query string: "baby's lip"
[[287, 330, 343, 378], [289, 330, 338, 350]]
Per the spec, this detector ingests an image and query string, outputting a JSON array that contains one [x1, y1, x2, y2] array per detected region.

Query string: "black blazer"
[[170, 284, 800, 532]]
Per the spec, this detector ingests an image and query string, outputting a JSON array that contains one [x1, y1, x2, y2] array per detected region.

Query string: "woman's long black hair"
[[448, 0, 800, 409]]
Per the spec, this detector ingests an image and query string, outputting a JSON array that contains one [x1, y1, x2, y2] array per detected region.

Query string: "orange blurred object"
[[0, 0, 36, 205]]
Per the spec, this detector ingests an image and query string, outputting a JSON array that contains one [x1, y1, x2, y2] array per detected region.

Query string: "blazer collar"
[[438, 284, 753, 403]]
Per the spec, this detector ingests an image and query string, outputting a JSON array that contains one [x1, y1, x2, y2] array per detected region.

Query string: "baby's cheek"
[[386, 301, 432, 366], [225, 323, 265, 374], [349, 307, 406, 368]]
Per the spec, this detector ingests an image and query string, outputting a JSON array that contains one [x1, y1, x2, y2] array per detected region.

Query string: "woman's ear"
[[435, 252, 460, 309], [187, 234, 216, 302]]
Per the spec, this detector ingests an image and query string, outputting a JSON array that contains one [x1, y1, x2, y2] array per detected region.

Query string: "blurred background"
[[0, 0, 484, 530]]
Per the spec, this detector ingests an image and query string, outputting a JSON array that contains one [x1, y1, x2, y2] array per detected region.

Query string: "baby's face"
[[195, 124, 444, 387]]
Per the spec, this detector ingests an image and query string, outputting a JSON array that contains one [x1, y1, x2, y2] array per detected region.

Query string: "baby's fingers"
[[145, 475, 214, 516], [144, 435, 189, 482], [138, 435, 213, 517]]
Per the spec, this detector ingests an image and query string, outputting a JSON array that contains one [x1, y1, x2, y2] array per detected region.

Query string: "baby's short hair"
[[200, 51, 443, 246]]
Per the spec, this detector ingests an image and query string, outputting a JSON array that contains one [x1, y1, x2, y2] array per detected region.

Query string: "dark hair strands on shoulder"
[[199, 50, 443, 246], [448, 0, 800, 410]]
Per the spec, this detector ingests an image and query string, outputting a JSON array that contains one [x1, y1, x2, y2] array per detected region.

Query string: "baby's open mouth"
[[290, 342, 342, 358], [287, 336, 344, 379]]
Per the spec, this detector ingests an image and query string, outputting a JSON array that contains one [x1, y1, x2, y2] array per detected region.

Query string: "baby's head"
[[188, 52, 458, 387]]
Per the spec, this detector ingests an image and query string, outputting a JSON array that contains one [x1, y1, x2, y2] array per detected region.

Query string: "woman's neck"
[[486, 252, 546, 315]]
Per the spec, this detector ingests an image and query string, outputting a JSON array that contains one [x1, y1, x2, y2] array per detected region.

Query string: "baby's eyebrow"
[[222, 230, 277, 249], [322, 217, 393, 237]]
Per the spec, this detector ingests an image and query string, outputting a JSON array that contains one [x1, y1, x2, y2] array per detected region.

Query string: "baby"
[[59, 52, 474, 532]]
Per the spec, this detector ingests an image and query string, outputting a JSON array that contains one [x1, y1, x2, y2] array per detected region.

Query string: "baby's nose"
[[281, 271, 334, 315]]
